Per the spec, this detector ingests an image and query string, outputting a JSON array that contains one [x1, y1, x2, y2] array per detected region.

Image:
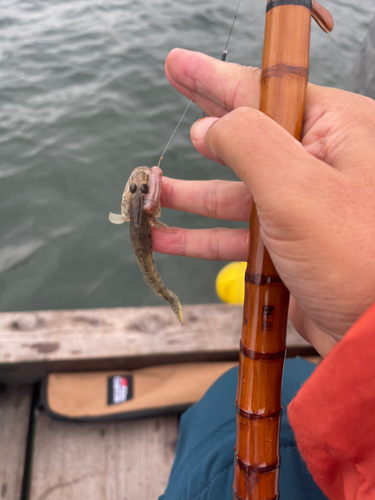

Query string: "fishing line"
[[221, 0, 242, 61], [157, 0, 242, 169], [157, 98, 193, 168]]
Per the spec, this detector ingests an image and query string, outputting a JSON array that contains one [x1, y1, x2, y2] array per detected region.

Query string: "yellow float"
[[215, 262, 246, 305]]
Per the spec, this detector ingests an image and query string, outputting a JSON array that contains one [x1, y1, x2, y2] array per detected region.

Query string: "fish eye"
[[140, 183, 149, 194], [129, 183, 137, 194]]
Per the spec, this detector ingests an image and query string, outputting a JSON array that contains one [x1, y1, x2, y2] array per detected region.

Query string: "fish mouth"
[[130, 192, 144, 228]]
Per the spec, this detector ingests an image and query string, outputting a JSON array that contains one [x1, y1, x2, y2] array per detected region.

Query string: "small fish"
[[109, 166, 183, 324]]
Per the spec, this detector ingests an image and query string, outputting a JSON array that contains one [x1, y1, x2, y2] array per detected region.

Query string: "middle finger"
[[161, 177, 252, 221]]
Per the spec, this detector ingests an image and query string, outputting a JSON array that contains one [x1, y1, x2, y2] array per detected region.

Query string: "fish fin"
[[151, 218, 178, 233], [109, 212, 129, 224], [153, 205, 161, 218], [167, 289, 183, 325]]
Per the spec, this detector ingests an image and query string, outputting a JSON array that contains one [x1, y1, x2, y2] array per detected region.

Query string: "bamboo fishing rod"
[[233, 1, 333, 499]]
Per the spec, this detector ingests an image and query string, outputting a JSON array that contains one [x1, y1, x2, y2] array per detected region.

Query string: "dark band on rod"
[[233, 489, 278, 500], [245, 272, 282, 285], [236, 406, 281, 420], [261, 63, 309, 80], [235, 452, 280, 474], [266, 0, 312, 13], [240, 341, 285, 360]]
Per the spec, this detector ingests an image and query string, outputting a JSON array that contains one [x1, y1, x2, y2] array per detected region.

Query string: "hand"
[[153, 48, 375, 357]]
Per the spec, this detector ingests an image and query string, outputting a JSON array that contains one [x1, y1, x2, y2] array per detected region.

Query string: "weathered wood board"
[[29, 411, 178, 500], [0, 384, 32, 500], [0, 304, 314, 382]]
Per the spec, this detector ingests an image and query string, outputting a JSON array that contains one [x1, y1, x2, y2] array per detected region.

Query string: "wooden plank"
[[29, 411, 178, 500], [0, 384, 33, 500], [0, 304, 314, 382]]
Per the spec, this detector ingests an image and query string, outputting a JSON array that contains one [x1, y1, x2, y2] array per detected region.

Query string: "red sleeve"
[[288, 301, 375, 500]]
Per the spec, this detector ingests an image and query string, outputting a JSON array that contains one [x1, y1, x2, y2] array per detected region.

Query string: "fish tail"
[[167, 290, 183, 325]]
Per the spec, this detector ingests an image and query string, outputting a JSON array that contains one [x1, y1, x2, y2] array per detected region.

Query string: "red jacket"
[[288, 302, 375, 499]]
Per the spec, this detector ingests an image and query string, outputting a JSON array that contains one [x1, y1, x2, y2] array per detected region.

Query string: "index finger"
[[165, 48, 261, 117]]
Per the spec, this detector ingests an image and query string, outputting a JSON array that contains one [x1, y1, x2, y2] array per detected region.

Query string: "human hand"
[[153, 48, 375, 357]]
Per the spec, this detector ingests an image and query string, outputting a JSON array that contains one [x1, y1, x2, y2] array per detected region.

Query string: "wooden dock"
[[0, 304, 316, 500]]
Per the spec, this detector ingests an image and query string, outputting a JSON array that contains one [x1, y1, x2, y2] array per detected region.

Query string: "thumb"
[[190, 107, 331, 240]]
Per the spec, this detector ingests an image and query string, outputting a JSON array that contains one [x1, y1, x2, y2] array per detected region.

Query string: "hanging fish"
[[109, 166, 183, 324]]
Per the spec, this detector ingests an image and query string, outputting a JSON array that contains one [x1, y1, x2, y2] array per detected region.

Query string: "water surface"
[[0, 0, 374, 312]]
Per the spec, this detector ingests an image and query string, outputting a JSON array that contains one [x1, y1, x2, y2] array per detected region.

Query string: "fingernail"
[[191, 117, 219, 142]]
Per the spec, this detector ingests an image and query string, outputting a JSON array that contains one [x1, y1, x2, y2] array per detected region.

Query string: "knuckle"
[[207, 228, 221, 260], [202, 180, 220, 217], [181, 228, 188, 256]]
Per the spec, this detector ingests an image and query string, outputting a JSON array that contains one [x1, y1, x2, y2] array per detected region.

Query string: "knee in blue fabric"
[[159, 358, 328, 500]]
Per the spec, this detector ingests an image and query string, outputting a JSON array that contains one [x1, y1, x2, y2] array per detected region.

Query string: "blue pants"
[[159, 358, 327, 500]]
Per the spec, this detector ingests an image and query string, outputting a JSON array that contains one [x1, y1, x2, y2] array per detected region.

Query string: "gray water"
[[0, 0, 374, 313]]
